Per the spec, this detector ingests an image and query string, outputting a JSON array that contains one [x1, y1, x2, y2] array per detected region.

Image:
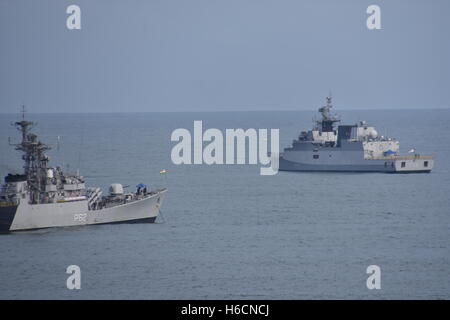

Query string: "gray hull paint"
[[279, 150, 434, 173], [280, 139, 433, 173], [280, 142, 395, 172], [279, 156, 392, 172], [1, 189, 166, 232]]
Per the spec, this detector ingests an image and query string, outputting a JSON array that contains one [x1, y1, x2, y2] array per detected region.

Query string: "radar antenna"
[[10, 106, 51, 203], [316, 95, 340, 132]]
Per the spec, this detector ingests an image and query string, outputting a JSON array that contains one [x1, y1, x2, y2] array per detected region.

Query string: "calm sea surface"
[[0, 110, 449, 299]]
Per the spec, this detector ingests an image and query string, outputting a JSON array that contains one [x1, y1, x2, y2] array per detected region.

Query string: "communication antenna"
[[77, 123, 85, 176], [21, 104, 26, 121]]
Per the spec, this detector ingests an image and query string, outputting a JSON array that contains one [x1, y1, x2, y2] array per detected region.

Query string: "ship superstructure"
[[279, 96, 434, 173], [0, 112, 167, 232]]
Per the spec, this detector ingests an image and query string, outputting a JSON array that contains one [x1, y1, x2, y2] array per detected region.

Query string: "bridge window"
[[424, 161, 428, 167], [313, 155, 319, 159]]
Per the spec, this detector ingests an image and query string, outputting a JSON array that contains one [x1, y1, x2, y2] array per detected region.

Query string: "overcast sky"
[[0, 0, 449, 113]]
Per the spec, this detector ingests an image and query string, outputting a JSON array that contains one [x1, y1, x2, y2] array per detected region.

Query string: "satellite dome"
[[367, 128, 378, 139]]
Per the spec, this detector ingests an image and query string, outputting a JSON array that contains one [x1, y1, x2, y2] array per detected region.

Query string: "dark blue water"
[[0, 110, 449, 299]]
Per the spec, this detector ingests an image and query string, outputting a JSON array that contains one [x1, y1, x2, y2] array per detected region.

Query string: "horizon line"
[[1, 106, 450, 114]]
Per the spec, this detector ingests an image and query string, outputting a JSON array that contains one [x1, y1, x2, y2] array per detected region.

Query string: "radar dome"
[[367, 127, 378, 139]]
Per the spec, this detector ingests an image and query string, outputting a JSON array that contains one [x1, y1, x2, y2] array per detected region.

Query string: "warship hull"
[[0, 189, 167, 233], [280, 153, 433, 173], [280, 96, 434, 174]]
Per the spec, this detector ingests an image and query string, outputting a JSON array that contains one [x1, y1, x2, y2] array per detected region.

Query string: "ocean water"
[[0, 109, 449, 299]]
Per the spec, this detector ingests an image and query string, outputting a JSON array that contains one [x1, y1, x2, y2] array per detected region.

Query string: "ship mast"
[[317, 95, 340, 132], [11, 106, 51, 203]]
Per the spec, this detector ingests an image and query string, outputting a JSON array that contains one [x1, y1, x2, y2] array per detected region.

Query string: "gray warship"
[[0, 114, 167, 232], [279, 96, 434, 173]]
